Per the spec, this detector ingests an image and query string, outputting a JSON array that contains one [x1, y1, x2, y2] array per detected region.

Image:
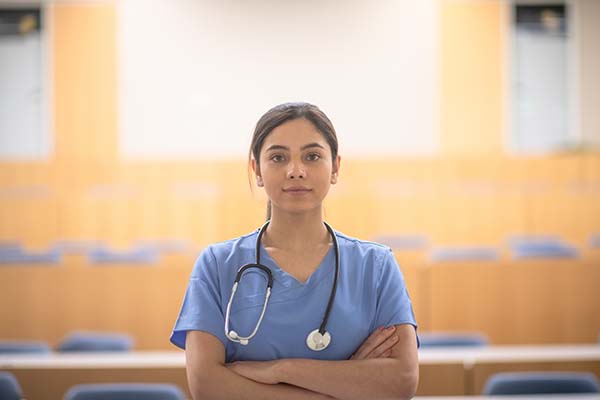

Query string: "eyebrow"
[[265, 143, 326, 152]]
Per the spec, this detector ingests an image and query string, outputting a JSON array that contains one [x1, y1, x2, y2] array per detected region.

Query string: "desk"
[[0, 352, 188, 400], [416, 397, 600, 400], [419, 345, 600, 395], [1, 346, 599, 399]]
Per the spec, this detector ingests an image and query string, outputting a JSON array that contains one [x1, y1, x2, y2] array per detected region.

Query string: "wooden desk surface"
[[2, 345, 597, 368], [418, 345, 600, 365], [416, 396, 600, 400], [0, 351, 185, 369], [1, 345, 599, 399]]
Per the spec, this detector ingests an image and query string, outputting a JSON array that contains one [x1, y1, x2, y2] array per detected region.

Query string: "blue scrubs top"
[[170, 228, 418, 362]]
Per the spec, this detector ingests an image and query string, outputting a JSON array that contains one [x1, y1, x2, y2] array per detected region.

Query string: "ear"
[[331, 155, 341, 184], [251, 158, 264, 187]]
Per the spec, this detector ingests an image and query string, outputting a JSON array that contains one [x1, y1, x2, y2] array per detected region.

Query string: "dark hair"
[[248, 102, 339, 219]]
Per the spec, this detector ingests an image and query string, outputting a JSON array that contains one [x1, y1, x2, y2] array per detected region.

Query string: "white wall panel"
[[118, 0, 439, 159]]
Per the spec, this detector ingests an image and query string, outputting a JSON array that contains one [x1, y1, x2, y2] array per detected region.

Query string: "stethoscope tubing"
[[224, 220, 339, 350]]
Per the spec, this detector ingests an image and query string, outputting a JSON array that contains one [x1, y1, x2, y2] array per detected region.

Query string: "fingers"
[[351, 325, 397, 360], [368, 332, 398, 358]]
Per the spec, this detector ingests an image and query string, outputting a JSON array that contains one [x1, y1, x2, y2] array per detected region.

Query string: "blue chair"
[[0, 372, 22, 400], [483, 372, 600, 395], [429, 246, 499, 262], [64, 383, 185, 400], [0, 340, 51, 354], [419, 332, 489, 347], [56, 332, 134, 352], [0, 247, 61, 264], [88, 245, 158, 264], [0, 242, 21, 252], [508, 236, 579, 259]]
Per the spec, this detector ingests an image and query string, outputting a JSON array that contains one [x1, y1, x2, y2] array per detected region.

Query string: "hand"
[[227, 359, 282, 385], [350, 325, 398, 360]]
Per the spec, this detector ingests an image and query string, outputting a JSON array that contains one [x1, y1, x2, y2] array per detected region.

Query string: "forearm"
[[188, 362, 334, 400], [277, 358, 418, 400]]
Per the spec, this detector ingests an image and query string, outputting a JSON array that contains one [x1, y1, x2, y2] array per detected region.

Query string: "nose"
[[286, 161, 305, 179]]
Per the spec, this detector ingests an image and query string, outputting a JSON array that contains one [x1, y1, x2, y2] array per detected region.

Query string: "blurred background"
[[0, 0, 599, 356]]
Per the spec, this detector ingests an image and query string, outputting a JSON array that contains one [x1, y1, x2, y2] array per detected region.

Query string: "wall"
[[0, 0, 599, 348]]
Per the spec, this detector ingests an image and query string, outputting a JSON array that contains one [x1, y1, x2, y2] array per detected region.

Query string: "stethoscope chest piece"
[[306, 329, 331, 351]]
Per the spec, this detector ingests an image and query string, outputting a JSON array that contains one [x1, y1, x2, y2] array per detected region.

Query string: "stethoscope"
[[224, 220, 340, 351]]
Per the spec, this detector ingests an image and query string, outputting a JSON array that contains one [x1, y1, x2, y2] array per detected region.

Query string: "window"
[[509, 2, 577, 153], [0, 7, 50, 160]]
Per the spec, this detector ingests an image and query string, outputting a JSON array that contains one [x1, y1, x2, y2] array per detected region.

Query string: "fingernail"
[[378, 326, 384, 331], [386, 326, 396, 331]]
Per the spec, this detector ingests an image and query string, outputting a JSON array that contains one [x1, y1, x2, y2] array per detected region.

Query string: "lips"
[[283, 186, 312, 193]]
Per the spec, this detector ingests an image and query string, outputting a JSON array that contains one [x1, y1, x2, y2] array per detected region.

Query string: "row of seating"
[[4, 331, 598, 355], [483, 372, 600, 394], [378, 234, 597, 261], [1, 370, 598, 398], [0, 374, 185, 400], [3, 332, 600, 397], [0, 332, 486, 353], [0, 239, 191, 265], [418, 333, 600, 394], [0, 332, 133, 354], [419, 332, 600, 395], [2, 234, 598, 264]]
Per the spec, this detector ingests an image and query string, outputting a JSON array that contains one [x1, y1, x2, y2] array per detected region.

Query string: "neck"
[[264, 207, 330, 252]]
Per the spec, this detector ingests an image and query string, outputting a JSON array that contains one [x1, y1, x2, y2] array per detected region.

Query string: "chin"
[[273, 203, 322, 216]]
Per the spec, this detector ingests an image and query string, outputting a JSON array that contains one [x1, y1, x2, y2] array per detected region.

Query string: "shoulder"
[[191, 230, 259, 277], [334, 230, 395, 266], [335, 230, 393, 256], [207, 230, 258, 258]]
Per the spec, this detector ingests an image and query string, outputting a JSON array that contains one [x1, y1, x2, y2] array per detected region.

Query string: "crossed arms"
[[185, 324, 418, 400]]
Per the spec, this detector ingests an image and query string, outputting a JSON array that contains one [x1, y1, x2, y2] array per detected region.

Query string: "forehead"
[[262, 118, 330, 150]]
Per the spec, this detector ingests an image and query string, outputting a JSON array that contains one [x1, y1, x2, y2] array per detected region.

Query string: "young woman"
[[171, 102, 419, 400]]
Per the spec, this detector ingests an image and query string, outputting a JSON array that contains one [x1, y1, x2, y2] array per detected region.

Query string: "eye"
[[306, 152, 321, 161], [270, 154, 285, 163]]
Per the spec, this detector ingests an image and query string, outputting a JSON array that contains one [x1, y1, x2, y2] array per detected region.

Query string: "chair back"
[[0, 340, 51, 354], [483, 371, 600, 394], [64, 383, 185, 400], [419, 332, 489, 347], [0, 372, 23, 400], [57, 332, 133, 352]]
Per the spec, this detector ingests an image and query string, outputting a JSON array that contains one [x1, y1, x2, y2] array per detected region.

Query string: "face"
[[252, 118, 340, 216]]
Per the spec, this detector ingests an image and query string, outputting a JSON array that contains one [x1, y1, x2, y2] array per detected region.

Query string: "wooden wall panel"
[[0, 262, 193, 349], [3, 257, 599, 349], [427, 260, 600, 344], [52, 3, 117, 164], [440, 0, 505, 155], [1, 1, 599, 351]]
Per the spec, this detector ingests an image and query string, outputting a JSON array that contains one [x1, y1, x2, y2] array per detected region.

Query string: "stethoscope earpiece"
[[224, 220, 340, 352]]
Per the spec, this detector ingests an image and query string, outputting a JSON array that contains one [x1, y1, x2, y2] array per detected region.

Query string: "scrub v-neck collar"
[[258, 240, 335, 289]]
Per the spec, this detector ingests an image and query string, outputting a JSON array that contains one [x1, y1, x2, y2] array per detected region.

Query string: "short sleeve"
[[373, 248, 419, 345], [170, 246, 228, 349]]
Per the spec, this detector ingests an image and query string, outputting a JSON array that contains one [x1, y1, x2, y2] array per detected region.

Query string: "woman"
[[171, 102, 419, 399]]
